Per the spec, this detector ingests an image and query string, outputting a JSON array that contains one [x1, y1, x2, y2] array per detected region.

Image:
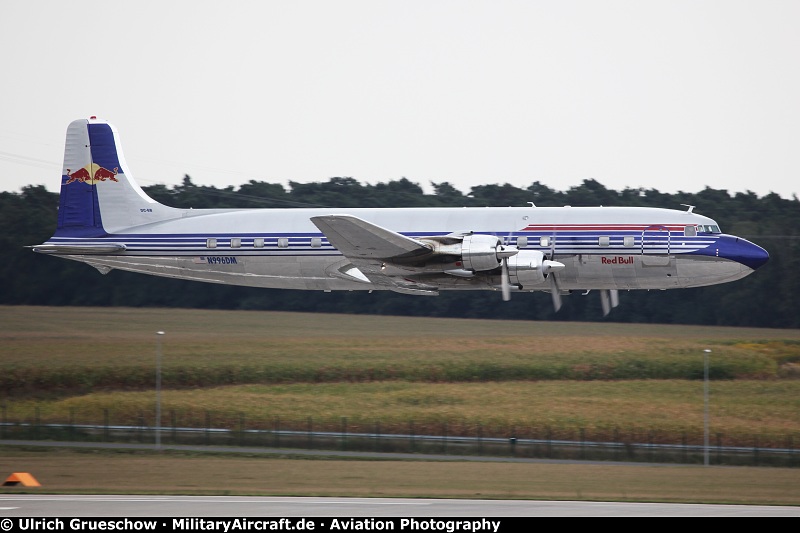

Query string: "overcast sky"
[[1, 1, 798, 201]]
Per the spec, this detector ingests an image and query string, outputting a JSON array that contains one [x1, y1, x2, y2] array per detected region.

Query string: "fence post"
[[307, 417, 313, 450], [274, 416, 280, 448], [477, 423, 483, 456], [716, 433, 722, 465], [103, 408, 109, 441], [204, 411, 211, 445], [409, 420, 415, 453], [171, 410, 177, 444], [580, 428, 586, 460], [681, 432, 687, 464], [341, 417, 347, 451], [443, 422, 448, 455], [374, 420, 380, 452], [239, 413, 246, 446], [69, 407, 75, 441], [753, 435, 759, 467], [34, 406, 40, 440]]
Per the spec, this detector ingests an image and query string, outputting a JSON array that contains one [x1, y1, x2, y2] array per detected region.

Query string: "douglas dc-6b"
[[33, 118, 769, 315]]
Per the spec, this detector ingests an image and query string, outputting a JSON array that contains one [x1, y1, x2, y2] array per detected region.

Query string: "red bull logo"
[[65, 163, 119, 185], [602, 256, 634, 265]]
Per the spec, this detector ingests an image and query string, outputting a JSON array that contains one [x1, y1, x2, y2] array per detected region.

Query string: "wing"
[[310, 215, 439, 296], [310, 214, 430, 260]]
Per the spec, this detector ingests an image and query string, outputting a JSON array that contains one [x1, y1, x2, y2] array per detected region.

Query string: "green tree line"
[[2, 176, 798, 327]]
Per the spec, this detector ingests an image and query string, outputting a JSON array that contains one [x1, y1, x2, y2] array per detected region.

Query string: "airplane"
[[32, 117, 769, 316]]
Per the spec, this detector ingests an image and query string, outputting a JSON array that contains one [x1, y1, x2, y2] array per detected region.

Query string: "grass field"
[[2, 305, 800, 504], [2, 446, 800, 505], [2, 306, 800, 444], [6, 380, 800, 445]]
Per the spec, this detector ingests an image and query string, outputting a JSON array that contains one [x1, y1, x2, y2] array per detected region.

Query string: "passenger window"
[[311, 237, 322, 248], [517, 236, 528, 248], [206, 238, 217, 249], [253, 238, 265, 248], [230, 238, 241, 248], [598, 236, 610, 247], [278, 238, 289, 248], [623, 236, 634, 247], [539, 236, 550, 247]]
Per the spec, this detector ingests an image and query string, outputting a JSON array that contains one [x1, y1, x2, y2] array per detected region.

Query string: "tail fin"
[[55, 117, 176, 237]]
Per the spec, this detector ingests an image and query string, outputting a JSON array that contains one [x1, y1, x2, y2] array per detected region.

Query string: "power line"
[[142, 183, 329, 208], [0, 150, 59, 169]]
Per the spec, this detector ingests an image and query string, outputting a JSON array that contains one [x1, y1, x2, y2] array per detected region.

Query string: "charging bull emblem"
[[65, 163, 119, 185]]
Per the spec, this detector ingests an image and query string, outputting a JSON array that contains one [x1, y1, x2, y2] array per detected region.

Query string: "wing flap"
[[348, 259, 439, 295]]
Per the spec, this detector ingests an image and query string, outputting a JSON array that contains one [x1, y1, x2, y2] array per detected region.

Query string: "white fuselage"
[[49, 205, 757, 293]]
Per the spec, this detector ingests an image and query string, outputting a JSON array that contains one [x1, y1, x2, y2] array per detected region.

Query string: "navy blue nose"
[[728, 237, 769, 270]]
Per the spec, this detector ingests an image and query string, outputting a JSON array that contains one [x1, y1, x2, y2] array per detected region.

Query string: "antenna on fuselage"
[[681, 204, 696, 213]]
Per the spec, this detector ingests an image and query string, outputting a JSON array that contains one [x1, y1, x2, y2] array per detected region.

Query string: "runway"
[[1, 495, 798, 517]]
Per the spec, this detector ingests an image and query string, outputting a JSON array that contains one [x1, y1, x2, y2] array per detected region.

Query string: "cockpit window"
[[697, 224, 721, 234]]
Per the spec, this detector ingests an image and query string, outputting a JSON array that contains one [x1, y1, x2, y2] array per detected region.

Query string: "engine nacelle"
[[460, 234, 502, 272], [507, 250, 548, 287]]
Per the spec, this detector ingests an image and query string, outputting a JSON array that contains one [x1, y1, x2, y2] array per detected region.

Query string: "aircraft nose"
[[732, 238, 770, 270], [749, 243, 770, 270]]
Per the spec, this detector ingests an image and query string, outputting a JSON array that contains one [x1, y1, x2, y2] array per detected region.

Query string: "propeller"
[[494, 225, 568, 305], [495, 241, 518, 301], [546, 232, 562, 312]]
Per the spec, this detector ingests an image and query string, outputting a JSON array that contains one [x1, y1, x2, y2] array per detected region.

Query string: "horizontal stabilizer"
[[31, 244, 126, 255]]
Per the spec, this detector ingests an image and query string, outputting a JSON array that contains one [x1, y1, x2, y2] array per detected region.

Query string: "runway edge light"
[[2, 472, 41, 487]]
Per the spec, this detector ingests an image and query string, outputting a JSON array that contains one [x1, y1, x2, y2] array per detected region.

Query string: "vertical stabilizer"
[[55, 117, 177, 237]]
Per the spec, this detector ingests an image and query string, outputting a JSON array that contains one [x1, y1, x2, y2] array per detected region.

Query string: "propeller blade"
[[549, 275, 562, 312], [610, 289, 620, 308], [501, 258, 511, 301], [544, 231, 563, 312]]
